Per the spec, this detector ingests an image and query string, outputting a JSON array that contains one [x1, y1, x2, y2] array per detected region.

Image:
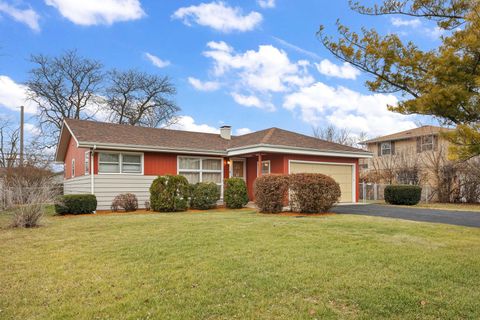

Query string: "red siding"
[[246, 157, 257, 200], [64, 137, 89, 179], [144, 152, 177, 175]]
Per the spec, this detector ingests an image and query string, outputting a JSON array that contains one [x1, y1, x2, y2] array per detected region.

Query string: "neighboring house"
[[55, 119, 372, 210], [359, 125, 453, 185]]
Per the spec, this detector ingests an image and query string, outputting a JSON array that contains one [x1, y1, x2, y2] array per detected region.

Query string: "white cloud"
[[391, 17, 421, 28], [236, 127, 252, 135], [24, 123, 41, 136], [425, 26, 446, 39], [172, 1, 262, 33], [144, 52, 170, 68], [257, 0, 275, 9], [45, 0, 145, 26], [188, 77, 220, 91], [0, 76, 36, 114], [283, 82, 416, 136], [273, 36, 321, 60], [167, 115, 218, 134], [231, 93, 274, 111], [204, 41, 314, 93], [315, 59, 360, 80], [0, 1, 40, 31]]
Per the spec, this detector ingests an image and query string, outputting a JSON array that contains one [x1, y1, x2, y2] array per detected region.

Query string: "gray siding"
[[94, 174, 155, 210], [64, 176, 91, 195]]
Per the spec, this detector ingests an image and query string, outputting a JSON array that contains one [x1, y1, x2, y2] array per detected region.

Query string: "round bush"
[[190, 182, 220, 210], [384, 185, 422, 205], [254, 175, 289, 213], [149, 175, 190, 212], [289, 173, 341, 213], [55, 194, 97, 214], [111, 193, 138, 212], [224, 178, 249, 209]]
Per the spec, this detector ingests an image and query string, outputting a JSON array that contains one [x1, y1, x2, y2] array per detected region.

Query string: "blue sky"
[[0, 0, 443, 141]]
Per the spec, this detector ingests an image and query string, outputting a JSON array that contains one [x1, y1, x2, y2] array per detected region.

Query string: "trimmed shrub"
[[190, 182, 220, 210], [111, 193, 138, 212], [224, 178, 249, 209], [55, 194, 97, 214], [254, 175, 289, 213], [149, 175, 190, 212], [384, 185, 422, 205], [289, 173, 341, 213]]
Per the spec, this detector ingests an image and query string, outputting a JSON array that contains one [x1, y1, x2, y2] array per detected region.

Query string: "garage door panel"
[[289, 162, 354, 203]]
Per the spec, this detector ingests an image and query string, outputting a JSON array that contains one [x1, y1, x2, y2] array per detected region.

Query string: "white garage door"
[[289, 161, 354, 203]]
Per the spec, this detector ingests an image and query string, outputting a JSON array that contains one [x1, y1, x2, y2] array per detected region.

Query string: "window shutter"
[[433, 135, 438, 151], [377, 143, 381, 156], [416, 137, 421, 153], [391, 141, 395, 155]]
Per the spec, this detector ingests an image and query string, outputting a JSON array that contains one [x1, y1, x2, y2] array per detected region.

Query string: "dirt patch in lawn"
[[261, 212, 335, 217], [56, 207, 255, 218]]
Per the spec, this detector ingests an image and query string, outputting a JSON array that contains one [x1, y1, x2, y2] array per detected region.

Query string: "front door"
[[231, 159, 246, 180]]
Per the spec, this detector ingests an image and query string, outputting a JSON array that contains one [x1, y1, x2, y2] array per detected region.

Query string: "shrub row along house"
[[55, 119, 372, 210]]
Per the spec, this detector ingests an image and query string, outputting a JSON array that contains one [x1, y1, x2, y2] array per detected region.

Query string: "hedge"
[[190, 182, 220, 210], [384, 185, 422, 205], [149, 175, 190, 212], [55, 194, 97, 214], [254, 175, 289, 213], [224, 178, 249, 209], [289, 173, 341, 213]]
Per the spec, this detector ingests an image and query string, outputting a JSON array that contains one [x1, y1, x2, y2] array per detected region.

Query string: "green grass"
[[1, 210, 480, 319]]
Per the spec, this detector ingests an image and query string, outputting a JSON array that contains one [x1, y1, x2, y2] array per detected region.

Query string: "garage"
[[289, 161, 355, 203]]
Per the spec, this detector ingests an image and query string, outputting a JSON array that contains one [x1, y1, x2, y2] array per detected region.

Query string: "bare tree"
[[26, 50, 104, 146], [313, 125, 368, 148], [105, 70, 179, 127], [0, 118, 19, 168]]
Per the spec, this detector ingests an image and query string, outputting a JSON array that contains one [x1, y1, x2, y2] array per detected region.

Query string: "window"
[[71, 159, 75, 177], [122, 154, 141, 173], [85, 151, 90, 175], [421, 135, 434, 152], [99, 153, 120, 173], [97, 152, 143, 174], [261, 160, 271, 175], [178, 157, 223, 187], [380, 142, 391, 156]]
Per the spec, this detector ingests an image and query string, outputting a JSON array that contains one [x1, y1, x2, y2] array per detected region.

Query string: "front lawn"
[[373, 201, 480, 212], [1, 210, 480, 319]]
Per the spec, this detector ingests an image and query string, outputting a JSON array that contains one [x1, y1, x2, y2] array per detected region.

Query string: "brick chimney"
[[220, 125, 231, 140]]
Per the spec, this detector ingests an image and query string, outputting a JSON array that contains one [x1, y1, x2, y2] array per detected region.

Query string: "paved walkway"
[[331, 204, 480, 228]]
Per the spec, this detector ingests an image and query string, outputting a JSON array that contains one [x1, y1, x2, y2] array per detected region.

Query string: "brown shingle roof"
[[60, 119, 369, 158], [362, 125, 453, 144], [65, 118, 230, 152], [228, 127, 366, 153]]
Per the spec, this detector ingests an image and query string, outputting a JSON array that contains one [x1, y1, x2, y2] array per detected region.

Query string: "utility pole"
[[19, 105, 24, 167]]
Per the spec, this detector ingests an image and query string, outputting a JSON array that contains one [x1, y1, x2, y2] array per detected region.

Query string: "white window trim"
[[71, 158, 75, 178], [97, 151, 144, 175], [177, 156, 224, 198], [85, 151, 90, 175], [380, 142, 391, 156], [261, 160, 271, 175], [287, 160, 356, 203]]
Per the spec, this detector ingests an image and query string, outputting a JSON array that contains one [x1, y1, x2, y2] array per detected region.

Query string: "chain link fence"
[[359, 182, 433, 204]]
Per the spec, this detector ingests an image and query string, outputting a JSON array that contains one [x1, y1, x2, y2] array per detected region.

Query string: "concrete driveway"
[[331, 204, 480, 228]]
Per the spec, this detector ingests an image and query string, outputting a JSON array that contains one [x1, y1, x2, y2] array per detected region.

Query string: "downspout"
[[91, 145, 96, 195]]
